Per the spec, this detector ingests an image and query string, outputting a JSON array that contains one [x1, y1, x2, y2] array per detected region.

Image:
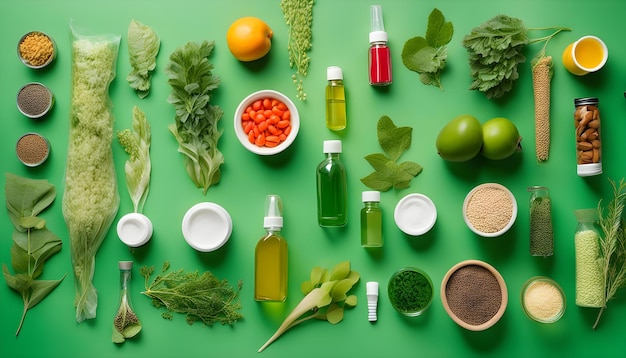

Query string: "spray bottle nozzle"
[[370, 5, 385, 32], [264, 195, 283, 229]]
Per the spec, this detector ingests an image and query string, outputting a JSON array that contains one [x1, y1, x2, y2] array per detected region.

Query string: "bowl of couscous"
[[17, 31, 56, 69], [462, 183, 517, 237]]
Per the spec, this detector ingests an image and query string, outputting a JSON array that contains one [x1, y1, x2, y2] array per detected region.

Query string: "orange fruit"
[[226, 17, 273, 62]]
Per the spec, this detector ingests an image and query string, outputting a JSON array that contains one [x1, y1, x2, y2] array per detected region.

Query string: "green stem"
[[528, 27, 571, 46], [592, 306, 605, 330], [16, 296, 28, 337]]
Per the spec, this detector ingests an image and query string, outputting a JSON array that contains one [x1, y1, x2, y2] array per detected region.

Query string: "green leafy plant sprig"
[[402, 8, 453, 90], [361, 116, 423, 191], [258, 261, 359, 352], [2, 173, 66, 337]]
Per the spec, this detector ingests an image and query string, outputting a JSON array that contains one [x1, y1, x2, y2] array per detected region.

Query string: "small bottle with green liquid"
[[254, 195, 288, 301], [316, 140, 347, 227], [325, 66, 346, 131], [361, 191, 382, 247]]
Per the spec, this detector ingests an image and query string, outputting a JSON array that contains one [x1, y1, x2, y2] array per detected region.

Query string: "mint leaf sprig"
[[402, 8, 453, 90], [361, 116, 423, 191]]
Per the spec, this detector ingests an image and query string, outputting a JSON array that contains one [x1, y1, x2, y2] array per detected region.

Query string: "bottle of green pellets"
[[528, 186, 553, 256]]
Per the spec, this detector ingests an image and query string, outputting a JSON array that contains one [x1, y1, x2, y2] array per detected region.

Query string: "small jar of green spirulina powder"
[[388, 267, 433, 317]]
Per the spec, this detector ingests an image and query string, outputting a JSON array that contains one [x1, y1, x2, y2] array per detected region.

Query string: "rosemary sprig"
[[594, 178, 626, 329]]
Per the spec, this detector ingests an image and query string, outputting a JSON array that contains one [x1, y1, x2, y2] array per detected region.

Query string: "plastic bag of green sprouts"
[[62, 20, 121, 322]]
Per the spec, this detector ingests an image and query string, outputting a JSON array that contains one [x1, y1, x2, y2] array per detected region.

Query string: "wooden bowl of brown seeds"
[[462, 183, 517, 237], [440, 259, 508, 331]]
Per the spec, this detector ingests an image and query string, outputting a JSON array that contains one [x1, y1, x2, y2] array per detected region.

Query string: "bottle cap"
[[369, 5, 388, 43], [264, 195, 284, 229], [366, 281, 379, 296], [119, 261, 133, 270], [577, 163, 602, 177], [117, 212, 153, 248], [362, 191, 380, 203], [327, 66, 343, 80], [323, 140, 342, 154]]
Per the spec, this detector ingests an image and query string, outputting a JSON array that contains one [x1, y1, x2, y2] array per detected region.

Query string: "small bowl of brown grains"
[[441, 259, 508, 331], [463, 183, 517, 237], [16, 82, 54, 119], [18, 31, 56, 69], [16, 132, 50, 167]]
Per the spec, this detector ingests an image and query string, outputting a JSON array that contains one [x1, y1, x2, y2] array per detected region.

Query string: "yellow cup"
[[562, 36, 608, 76]]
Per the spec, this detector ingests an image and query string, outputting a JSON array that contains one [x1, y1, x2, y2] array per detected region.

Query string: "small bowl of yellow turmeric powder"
[[17, 31, 56, 69]]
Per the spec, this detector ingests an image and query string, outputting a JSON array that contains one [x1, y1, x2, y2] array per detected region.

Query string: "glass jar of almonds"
[[573, 97, 602, 176]]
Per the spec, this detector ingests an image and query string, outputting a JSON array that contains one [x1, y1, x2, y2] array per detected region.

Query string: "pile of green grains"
[[574, 229, 604, 307], [445, 264, 502, 326], [17, 83, 52, 118], [16, 133, 49, 166], [388, 269, 433, 312], [530, 196, 553, 256]]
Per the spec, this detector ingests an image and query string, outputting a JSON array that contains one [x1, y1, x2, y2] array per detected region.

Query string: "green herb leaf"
[[402, 8, 453, 90], [426, 8, 454, 47], [326, 303, 344, 324], [378, 115, 412, 161], [361, 117, 423, 192]]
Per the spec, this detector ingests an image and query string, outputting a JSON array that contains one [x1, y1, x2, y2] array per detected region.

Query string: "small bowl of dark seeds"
[[16, 82, 54, 119], [16, 132, 50, 167]]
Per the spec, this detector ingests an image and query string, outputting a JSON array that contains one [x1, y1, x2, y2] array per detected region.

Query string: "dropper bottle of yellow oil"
[[325, 66, 346, 131], [254, 194, 288, 301]]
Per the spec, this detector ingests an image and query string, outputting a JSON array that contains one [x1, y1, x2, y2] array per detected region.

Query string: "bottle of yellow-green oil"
[[254, 195, 288, 301], [325, 66, 346, 131]]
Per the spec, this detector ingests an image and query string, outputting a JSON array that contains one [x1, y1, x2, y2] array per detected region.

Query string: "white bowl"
[[182, 202, 232, 252], [117, 212, 153, 248], [463, 183, 517, 237], [233, 89, 299, 155], [394, 193, 437, 236]]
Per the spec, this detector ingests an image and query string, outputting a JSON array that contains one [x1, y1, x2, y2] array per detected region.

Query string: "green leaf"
[[345, 295, 358, 307], [364, 153, 393, 172], [426, 8, 453, 48], [398, 161, 424, 177], [5, 173, 55, 230], [360, 171, 393, 192], [300, 280, 314, 295], [330, 278, 355, 301], [309, 266, 324, 286], [329, 261, 351, 281], [27, 277, 65, 308], [326, 303, 344, 324], [401, 36, 430, 72], [377, 116, 412, 162], [112, 326, 126, 343]]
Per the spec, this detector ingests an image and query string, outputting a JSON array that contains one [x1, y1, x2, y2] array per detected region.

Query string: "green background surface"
[[1, 0, 625, 357]]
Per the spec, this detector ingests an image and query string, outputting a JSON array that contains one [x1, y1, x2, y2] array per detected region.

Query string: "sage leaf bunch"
[[3, 173, 66, 337]]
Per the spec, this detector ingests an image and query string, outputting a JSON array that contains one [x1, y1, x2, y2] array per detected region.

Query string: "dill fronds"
[[280, 0, 313, 101]]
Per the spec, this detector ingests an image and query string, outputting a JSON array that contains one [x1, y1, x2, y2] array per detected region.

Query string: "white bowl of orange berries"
[[234, 89, 299, 155]]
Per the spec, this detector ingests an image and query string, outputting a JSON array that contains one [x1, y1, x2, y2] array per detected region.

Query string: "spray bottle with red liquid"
[[368, 5, 392, 86]]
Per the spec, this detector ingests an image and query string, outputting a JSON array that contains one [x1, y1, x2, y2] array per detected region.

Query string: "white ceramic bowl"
[[394, 193, 437, 236], [233, 89, 299, 155], [117, 212, 153, 248], [462, 183, 517, 237], [182, 202, 232, 252]]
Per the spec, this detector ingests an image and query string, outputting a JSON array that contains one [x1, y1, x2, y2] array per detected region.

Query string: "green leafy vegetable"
[[64, 22, 121, 322], [280, 0, 313, 101], [462, 15, 569, 99], [259, 261, 359, 352], [166, 40, 224, 194], [118, 106, 152, 213], [127, 19, 160, 98], [402, 8, 453, 89], [140, 261, 243, 326], [593, 178, 626, 329], [3, 173, 66, 337], [361, 116, 423, 191]]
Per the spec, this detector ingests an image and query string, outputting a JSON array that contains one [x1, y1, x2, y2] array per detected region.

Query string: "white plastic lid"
[[369, 31, 388, 43], [119, 261, 133, 270], [327, 66, 343, 80], [182, 202, 232, 252], [366, 281, 379, 296], [362, 191, 380, 203], [117, 213, 153, 248], [577, 163, 602, 177], [323, 140, 342, 153], [394, 193, 437, 236]]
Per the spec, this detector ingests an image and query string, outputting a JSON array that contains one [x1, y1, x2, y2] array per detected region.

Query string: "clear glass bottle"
[[361, 191, 382, 247], [316, 140, 347, 227], [573, 97, 602, 176], [368, 5, 392, 86], [112, 261, 141, 343], [528, 186, 553, 257], [573, 209, 604, 307], [254, 195, 288, 301], [326, 66, 346, 131]]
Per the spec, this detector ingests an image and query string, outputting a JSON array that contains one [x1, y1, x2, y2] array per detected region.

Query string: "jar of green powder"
[[574, 209, 604, 308], [387, 267, 433, 317], [528, 186, 553, 257]]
